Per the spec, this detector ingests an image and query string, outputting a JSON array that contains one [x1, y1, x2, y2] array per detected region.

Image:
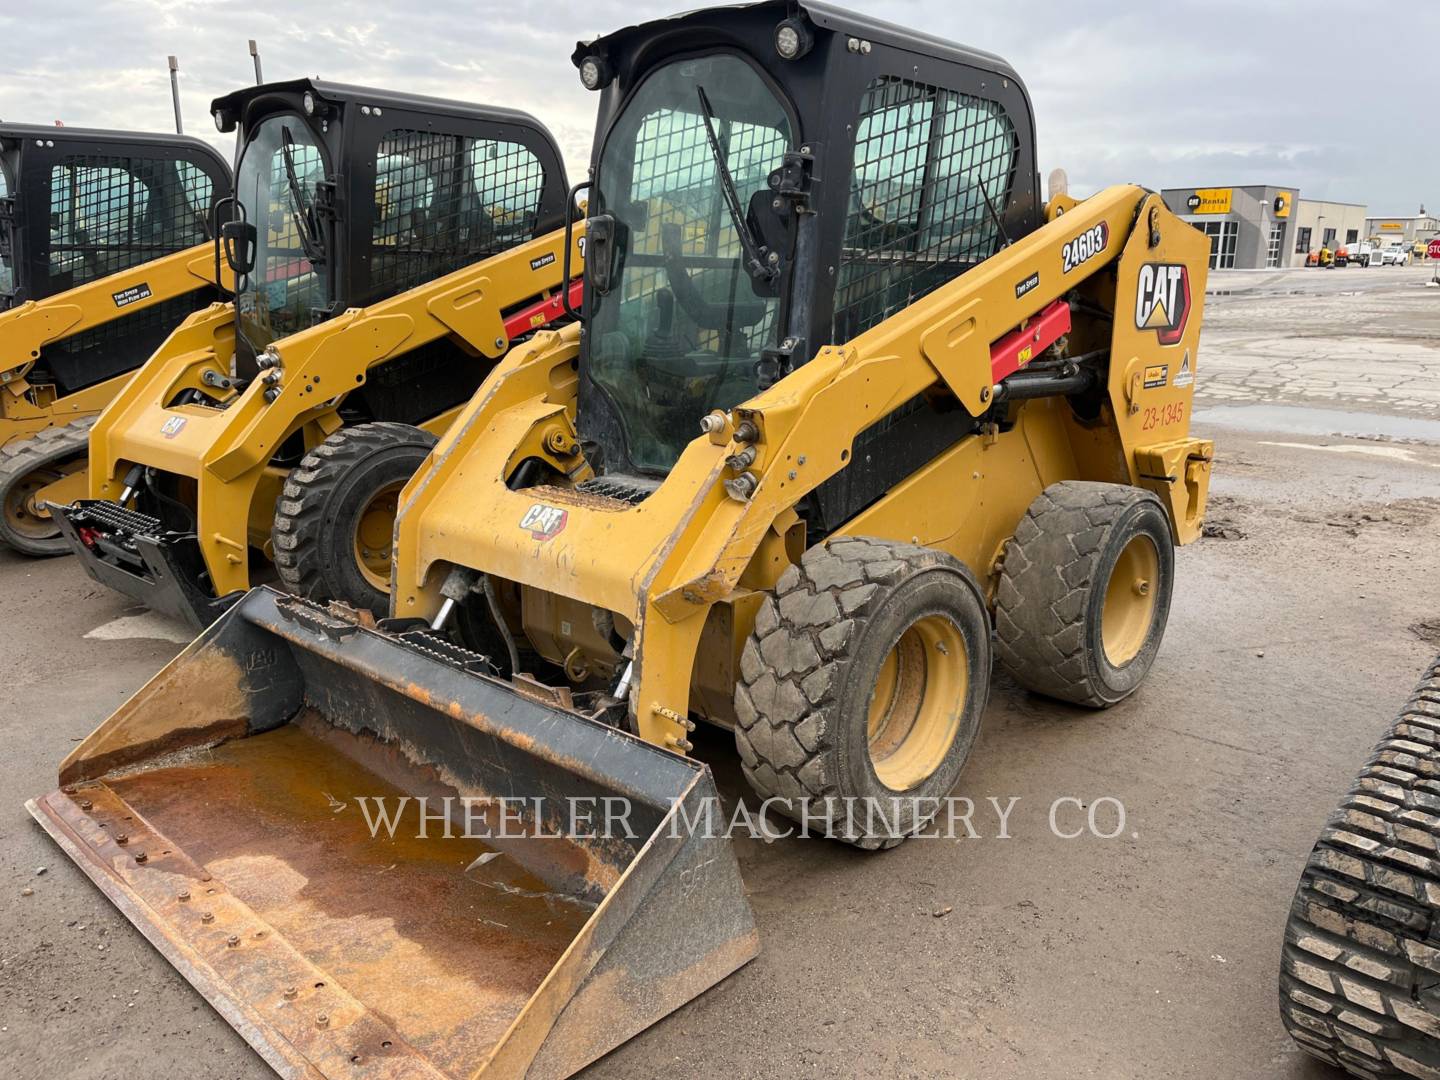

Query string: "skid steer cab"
[[32, 4, 1213, 1079], [51, 79, 580, 627], [0, 124, 232, 555]]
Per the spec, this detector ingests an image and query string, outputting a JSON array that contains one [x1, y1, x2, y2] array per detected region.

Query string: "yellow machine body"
[[65, 226, 581, 621], [0, 245, 231, 518], [29, 10, 1217, 1079], [394, 186, 1213, 749]]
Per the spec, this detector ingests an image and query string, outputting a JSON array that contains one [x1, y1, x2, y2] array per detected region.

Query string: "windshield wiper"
[[694, 86, 777, 285], [280, 126, 326, 265]]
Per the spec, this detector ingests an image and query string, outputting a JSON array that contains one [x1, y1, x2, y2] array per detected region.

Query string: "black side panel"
[[343, 337, 489, 425], [36, 289, 220, 395], [809, 394, 978, 535]]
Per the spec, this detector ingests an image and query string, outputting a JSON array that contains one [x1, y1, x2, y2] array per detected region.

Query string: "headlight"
[[579, 55, 612, 91], [212, 109, 227, 132], [303, 91, 316, 116], [775, 19, 813, 59]]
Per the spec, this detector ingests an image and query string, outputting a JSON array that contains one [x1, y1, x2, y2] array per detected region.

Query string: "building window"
[[1322, 227, 1336, 248], [1296, 226, 1312, 253], [1267, 223, 1285, 268], [1345, 228, 1358, 245], [1197, 220, 1238, 269]]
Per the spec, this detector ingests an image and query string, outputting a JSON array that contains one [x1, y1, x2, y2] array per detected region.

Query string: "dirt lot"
[[2, 264, 1438, 1079]]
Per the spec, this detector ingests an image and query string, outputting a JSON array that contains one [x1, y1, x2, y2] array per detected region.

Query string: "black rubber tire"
[[734, 536, 991, 850], [272, 421, 436, 616], [1279, 656, 1440, 1078], [0, 417, 95, 557], [995, 481, 1175, 708]]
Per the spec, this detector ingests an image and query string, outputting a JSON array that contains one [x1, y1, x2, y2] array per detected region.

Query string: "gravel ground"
[[1, 264, 1438, 1079]]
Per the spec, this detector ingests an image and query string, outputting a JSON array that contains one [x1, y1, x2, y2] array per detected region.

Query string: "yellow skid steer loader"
[[0, 123, 232, 554], [31, 3, 1214, 1077], [51, 81, 580, 626]]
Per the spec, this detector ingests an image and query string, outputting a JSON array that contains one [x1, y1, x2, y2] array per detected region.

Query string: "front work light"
[[579, 55, 613, 91], [774, 19, 813, 59]]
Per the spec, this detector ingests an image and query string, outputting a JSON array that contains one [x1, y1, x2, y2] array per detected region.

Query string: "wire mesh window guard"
[[834, 77, 1018, 342], [48, 155, 214, 289], [370, 130, 546, 296]]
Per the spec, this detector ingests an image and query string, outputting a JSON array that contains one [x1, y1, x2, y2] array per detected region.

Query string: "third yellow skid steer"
[[51, 80, 580, 626], [0, 123, 231, 554], [31, 3, 1214, 1077]]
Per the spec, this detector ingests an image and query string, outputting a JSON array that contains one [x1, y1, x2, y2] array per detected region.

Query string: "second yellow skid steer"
[[0, 123, 232, 554], [31, 3, 1214, 1077], [52, 80, 580, 626]]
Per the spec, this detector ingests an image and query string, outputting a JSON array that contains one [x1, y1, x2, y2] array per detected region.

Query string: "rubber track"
[[1280, 656, 1440, 1079], [0, 416, 96, 555]]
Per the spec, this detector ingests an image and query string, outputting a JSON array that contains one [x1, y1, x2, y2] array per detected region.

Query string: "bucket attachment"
[[28, 587, 758, 1079]]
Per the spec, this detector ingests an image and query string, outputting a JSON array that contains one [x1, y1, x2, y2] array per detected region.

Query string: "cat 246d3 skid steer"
[[51, 80, 579, 625], [0, 124, 231, 554], [30, 3, 1213, 1077]]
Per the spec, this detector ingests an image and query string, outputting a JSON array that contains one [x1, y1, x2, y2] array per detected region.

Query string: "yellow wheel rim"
[[1101, 534, 1160, 667], [353, 480, 402, 592], [866, 614, 968, 792], [3, 458, 82, 541]]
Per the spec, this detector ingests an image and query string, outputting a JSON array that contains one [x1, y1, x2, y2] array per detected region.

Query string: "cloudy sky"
[[2, 0, 1434, 215]]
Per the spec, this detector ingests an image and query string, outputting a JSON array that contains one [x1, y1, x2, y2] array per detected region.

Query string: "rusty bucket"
[[28, 587, 757, 1079]]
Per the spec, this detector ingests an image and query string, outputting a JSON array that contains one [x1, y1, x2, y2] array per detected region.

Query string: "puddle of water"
[[1193, 404, 1440, 444]]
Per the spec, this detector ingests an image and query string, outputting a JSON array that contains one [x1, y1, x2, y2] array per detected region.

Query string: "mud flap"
[[27, 587, 758, 1079]]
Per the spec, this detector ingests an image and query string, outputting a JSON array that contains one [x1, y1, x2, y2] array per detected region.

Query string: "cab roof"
[[211, 79, 548, 134], [573, 0, 1023, 86], [0, 122, 226, 160]]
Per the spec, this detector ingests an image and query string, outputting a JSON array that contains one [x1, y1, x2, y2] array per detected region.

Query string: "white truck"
[[1334, 240, 1374, 267], [1378, 242, 1411, 266]]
